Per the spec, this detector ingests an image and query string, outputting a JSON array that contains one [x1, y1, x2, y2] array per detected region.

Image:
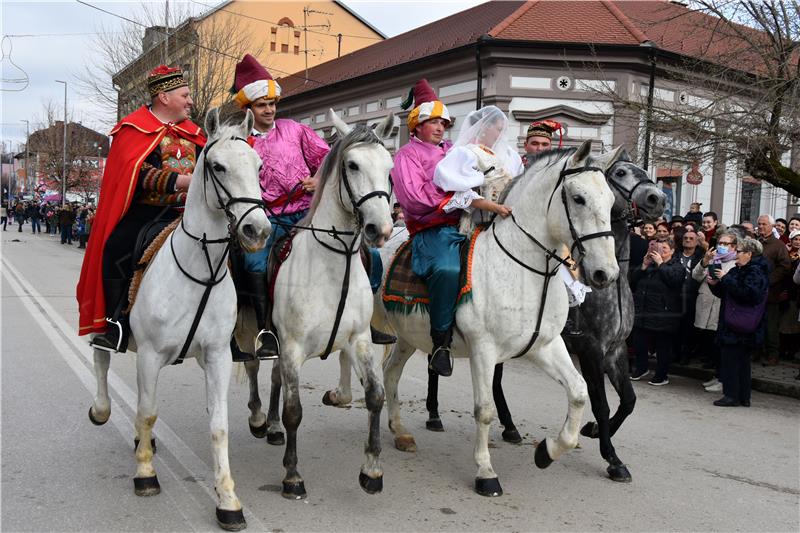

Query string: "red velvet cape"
[[76, 106, 206, 335]]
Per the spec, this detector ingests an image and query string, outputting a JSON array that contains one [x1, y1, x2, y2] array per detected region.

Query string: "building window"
[[739, 179, 761, 223], [270, 27, 277, 52], [294, 31, 301, 55]]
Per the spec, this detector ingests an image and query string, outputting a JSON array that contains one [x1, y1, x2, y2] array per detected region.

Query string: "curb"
[[668, 363, 800, 400]]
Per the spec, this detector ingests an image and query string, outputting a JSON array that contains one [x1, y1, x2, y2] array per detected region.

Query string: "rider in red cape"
[[77, 65, 206, 344]]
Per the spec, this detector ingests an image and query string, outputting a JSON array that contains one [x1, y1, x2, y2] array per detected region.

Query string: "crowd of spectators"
[[4, 199, 95, 248], [628, 205, 800, 407]]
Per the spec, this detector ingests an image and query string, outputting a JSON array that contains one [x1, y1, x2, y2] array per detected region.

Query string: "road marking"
[[2, 258, 267, 531]]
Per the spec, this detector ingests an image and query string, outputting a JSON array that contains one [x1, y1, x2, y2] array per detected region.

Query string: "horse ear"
[[243, 108, 255, 137], [374, 112, 395, 140], [205, 107, 220, 137], [570, 140, 592, 166], [328, 108, 351, 137], [593, 145, 625, 171]]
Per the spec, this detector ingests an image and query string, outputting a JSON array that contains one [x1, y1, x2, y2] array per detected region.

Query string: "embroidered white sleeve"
[[443, 189, 483, 213], [434, 147, 484, 192]]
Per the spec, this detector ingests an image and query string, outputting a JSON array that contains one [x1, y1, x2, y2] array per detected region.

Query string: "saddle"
[[382, 226, 483, 315], [126, 217, 181, 312]]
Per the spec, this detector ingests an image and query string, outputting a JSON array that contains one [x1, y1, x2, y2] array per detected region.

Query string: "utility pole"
[[55, 79, 68, 206], [21, 119, 29, 191], [337, 33, 342, 57], [164, 0, 170, 64], [302, 6, 332, 83]]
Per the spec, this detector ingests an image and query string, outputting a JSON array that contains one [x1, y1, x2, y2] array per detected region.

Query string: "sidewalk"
[[670, 359, 800, 400]]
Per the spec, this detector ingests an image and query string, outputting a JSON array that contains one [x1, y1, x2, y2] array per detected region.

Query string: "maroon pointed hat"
[[231, 54, 281, 108], [400, 78, 451, 131]]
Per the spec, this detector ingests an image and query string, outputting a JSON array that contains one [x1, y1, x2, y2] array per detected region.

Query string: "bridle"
[[606, 161, 651, 224], [171, 135, 266, 364]]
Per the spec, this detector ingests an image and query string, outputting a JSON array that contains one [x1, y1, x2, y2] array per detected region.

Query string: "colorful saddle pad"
[[382, 226, 482, 314]]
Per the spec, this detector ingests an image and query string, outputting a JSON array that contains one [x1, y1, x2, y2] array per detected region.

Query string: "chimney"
[[142, 26, 168, 53]]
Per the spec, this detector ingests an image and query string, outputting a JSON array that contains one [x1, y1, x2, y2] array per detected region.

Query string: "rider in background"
[[78, 66, 206, 353]]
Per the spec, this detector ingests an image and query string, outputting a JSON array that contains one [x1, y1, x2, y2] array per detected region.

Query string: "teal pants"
[[244, 210, 307, 273], [411, 225, 465, 332]]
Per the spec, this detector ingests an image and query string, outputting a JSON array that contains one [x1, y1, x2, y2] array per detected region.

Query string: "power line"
[[74, 0, 325, 85], [3, 32, 120, 38]]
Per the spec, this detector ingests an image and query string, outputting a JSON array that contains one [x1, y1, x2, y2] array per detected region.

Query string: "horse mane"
[[301, 124, 383, 223], [498, 147, 577, 205]]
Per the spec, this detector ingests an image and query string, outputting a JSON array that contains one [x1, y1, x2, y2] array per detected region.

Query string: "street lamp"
[[55, 80, 67, 206], [21, 119, 29, 192]]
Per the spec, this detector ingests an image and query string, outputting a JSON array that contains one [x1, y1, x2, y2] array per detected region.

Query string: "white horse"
[[88, 108, 270, 531], [326, 142, 623, 497], [236, 110, 394, 500]]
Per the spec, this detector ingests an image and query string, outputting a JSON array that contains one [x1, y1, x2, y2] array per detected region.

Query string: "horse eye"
[[572, 195, 586, 205], [615, 169, 625, 177], [212, 162, 226, 172], [348, 161, 359, 171]]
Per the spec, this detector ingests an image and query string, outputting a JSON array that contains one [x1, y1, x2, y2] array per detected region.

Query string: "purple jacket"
[[252, 119, 330, 215], [392, 136, 458, 236]]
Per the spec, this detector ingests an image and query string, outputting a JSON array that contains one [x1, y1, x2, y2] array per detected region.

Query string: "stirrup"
[[255, 329, 280, 360], [89, 318, 125, 353], [428, 346, 453, 377]]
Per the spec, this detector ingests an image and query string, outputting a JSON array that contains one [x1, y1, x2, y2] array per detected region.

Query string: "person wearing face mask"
[[692, 230, 741, 391]]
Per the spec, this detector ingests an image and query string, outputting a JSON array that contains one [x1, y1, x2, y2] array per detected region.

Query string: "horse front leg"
[[279, 345, 306, 499], [133, 353, 162, 497], [265, 360, 285, 445], [322, 352, 353, 407], [88, 348, 112, 425], [469, 345, 502, 497], [204, 350, 246, 531], [530, 338, 588, 468], [605, 344, 636, 438], [347, 337, 384, 494], [382, 339, 417, 452], [243, 358, 269, 438]]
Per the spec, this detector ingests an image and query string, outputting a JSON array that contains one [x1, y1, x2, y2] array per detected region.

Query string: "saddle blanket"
[[382, 226, 482, 314]]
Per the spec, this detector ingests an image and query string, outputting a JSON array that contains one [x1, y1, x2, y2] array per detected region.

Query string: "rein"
[[172, 136, 265, 364]]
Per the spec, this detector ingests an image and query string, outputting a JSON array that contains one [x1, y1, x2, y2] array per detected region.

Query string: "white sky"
[[0, 0, 484, 150]]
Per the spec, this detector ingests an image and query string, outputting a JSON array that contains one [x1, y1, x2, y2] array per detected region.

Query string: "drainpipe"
[[475, 35, 486, 110], [641, 41, 657, 171]]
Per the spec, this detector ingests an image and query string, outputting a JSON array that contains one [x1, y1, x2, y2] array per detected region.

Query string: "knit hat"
[[400, 79, 451, 132], [231, 54, 281, 108], [789, 229, 800, 240], [526, 119, 563, 147], [147, 65, 188, 97]]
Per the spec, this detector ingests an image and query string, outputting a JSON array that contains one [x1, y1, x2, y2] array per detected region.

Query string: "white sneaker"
[[705, 382, 723, 393], [702, 377, 719, 388]]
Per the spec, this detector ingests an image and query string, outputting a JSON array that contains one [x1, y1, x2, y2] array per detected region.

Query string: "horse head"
[[553, 141, 619, 289], [201, 107, 271, 252], [324, 109, 394, 247], [595, 148, 666, 222]]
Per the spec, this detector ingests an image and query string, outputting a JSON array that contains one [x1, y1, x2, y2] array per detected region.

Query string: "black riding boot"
[[247, 272, 280, 360], [370, 325, 397, 345], [230, 336, 254, 363], [90, 279, 131, 353], [429, 328, 453, 377], [562, 305, 583, 337]]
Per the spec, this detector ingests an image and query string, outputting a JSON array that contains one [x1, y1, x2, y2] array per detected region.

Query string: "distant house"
[[276, 0, 799, 222]]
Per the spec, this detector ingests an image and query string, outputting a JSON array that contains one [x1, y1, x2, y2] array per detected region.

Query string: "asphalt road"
[[2, 229, 799, 532]]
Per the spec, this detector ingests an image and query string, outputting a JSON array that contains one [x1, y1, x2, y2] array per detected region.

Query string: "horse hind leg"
[[265, 360, 285, 445], [89, 348, 112, 425], [425, 366, 444, 431], [382, 339, 417, 452], [279, 346, 306, 499], [322, 351, 353, 407], [530, 339, 588, 468], [493, 363, 522, 444], [243, 358, 269, 438], [347, 338, 385, 494], [133, 353, 162, 497]]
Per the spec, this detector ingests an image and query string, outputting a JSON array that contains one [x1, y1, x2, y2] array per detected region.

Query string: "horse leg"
[[530, 339, 588, 468], [347, 338, 385, 494], [243, 358, 268, 438], [383, 339, 417, 452], [606, 345, 636, 438], [425, 366, 444, 431], [89, 348, 112, 425], [133, 354, 162, 497], [492, 363, 521, 444], [322, 352, 353, 407], [469, 346, 502, 497], [265, 360, 285, 445], [279, 346, 306, 499], [204, 350, 246, 530]]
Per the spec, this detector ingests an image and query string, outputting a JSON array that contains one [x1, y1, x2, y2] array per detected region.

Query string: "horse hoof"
[[474, 477, 503, 497], [281, 480, 307, 500], [133, 476, 161, 497], [216, 508, 247, 531], [134, 437, 157, 454], [321, 390, 340, 406], [502, 428, 522, 444], [266, 431, 285, 446], [534, 440, 553, 469], [88, 406, 109, 426], [580, 421, 599, 439], [359, 472, 383, 494], [425, 418, 444, 432], [249, 421, 268, 439], [607, 463, 632, 483], [394, 434, 417, 453]]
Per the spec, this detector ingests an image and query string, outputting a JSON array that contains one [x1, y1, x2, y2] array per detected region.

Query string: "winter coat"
[[759, 235, 791, 303], [692, 255, 737, 330], [630, 256, 687, 332], [709, 255, 770, 346]]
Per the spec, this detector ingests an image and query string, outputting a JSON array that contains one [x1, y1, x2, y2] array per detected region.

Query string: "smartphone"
[[707, 263, 721, 277]]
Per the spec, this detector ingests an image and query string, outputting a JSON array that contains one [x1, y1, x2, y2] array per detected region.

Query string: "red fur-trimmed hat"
[[527, 119, 563, 147], [231, 54, 281, 108]]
